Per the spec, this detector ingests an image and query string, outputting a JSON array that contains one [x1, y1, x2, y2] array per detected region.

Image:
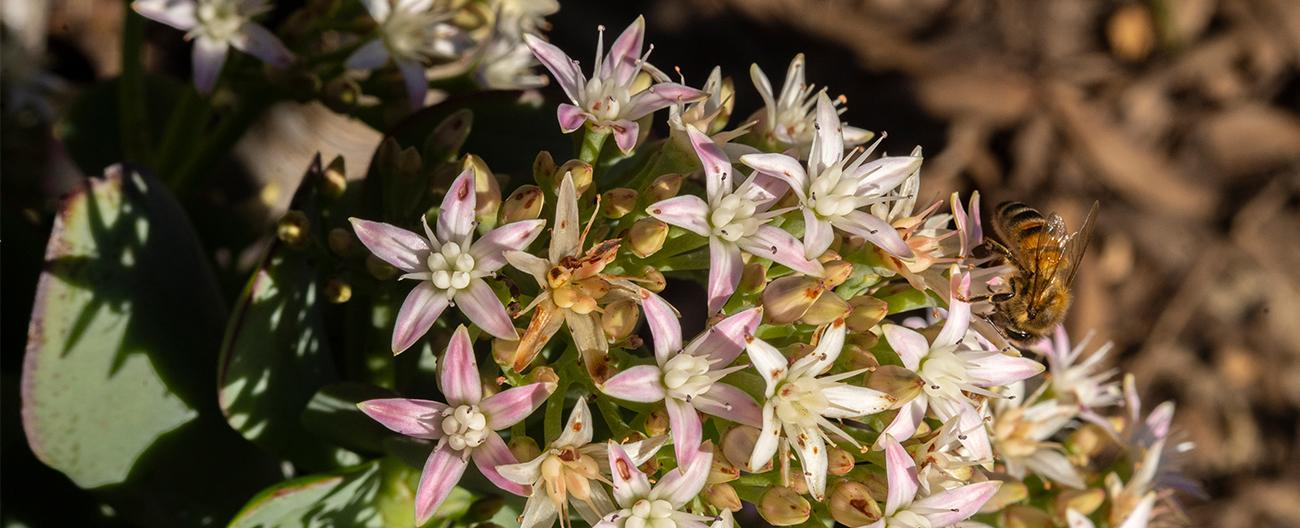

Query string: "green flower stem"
[[594, 395, 631, 439], [154, 88, 209, 178], [543, 347, 579, 445], [577, 127, 609, 165]]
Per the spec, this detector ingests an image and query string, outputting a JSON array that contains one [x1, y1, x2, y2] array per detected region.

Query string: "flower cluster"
[[120, 4, 1197, 526]]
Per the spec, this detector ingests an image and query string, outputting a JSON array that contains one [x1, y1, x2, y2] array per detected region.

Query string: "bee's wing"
[[1061, 201, 1100, 287], [1025, 212, 1072, 309]]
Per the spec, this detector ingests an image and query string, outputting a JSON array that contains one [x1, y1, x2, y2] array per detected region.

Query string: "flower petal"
[[853, 155, 921, 197], [749, 404, 780, 472], [557, 103, 588, 133], [835, 211, 913, 258], [640, 289, 683, 365], [555, 396, 595, 447], [357, 398, 447, 439], [694, 383, 762, 428], [882, 324, 927, 371], [344, 39, 390, 70], [519, 489, 559, 528], [132, 0, 196, 30], [749, 62, 777, 126], [506, 250, 550, 286], [601, 365, 667, 403], [392, 283, 450, 354], [912, 481, 1001, 526], [192, 37, 228, 94], [963, 351, 1045, 387], [706, 238, 743, 314], [472, 431, 531, 496], [350, 217, 430, 272], [738, 225, 823, 276], [396, 58, 429, 109], [602, 16, 644, 85], [497, 456, 545, 486], [808, 93, 843, 175], [625, 83, 706, 120], [802, 209, 834, 260], [1066, 510, 1096, 528], [740, 153, 808, 200], [454, 278, 518, 340], [822, 384, 893, 418], [744, 335, 788, 396], [881, 434, 919, 516], [789, 424, 828, 500], [415, 446, 469, 526], [1024, 450, 1086, 489], [935, 272, 972, 347], [440, 325, 482, 405], [231, 24, 293, 67], [608, 442, 652, 507], [523, 33, 585, 103], [878, 398, 927, 447], [438, 169, 478, 242], [360, 0, 390, 21], [646, 195, 711, 236], [665, 398, 703, 471], [1116, 493, 1157, 528], [686, 126, 733, 203], [790, 319, 846, 377], [610, 119, 640, 154], [685, 307, 761, 365], [481, 382, 554, 430], [470, 219, 546, 271], [652, 443, 713, 507], [550, 172, 580, 261]]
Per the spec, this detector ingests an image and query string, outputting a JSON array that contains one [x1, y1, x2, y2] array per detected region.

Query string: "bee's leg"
[[955, 292, 993, 303], [991, 291, 1014, 303], [980, 239, 1017, 262]]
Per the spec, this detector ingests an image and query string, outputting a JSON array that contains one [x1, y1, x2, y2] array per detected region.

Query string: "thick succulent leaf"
[[301, 382, 402, 454], [217, 157, 352, 469], [21, 165, 279, 523], [229, 458, 444, 528]]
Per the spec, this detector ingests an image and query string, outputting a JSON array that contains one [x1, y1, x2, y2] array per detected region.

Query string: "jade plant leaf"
[[21, 164, 279, 525], [217, 156, 352, 470]]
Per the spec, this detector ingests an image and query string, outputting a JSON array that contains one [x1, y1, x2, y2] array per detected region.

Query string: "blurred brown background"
[[7, 0, 1300, 526]]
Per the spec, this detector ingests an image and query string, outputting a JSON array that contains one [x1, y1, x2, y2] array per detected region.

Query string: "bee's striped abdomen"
[[995, 201, 1062, 265]]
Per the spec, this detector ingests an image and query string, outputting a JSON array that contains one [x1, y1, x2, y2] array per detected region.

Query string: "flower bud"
[[828, 480, 881, 526], [739, 262, 767, 294], [645, 173, 683, 203], [846, 295, 888, 333], [628, 218, 668, 258], [601, 188, 639, 218], [710, 76, 736, 134], [866, 365, 924, 404], [1066, 423, 1113, 464], [509, 437, 541, 463], [277, 210, 310, 248], [500, 185, 544, 224], [323, 76, 361, 108], [800, 292, 850, 325], [787, 472, 808, 495], [759, 486, 811, 526], [841, 340, 880, 371], [397, 147, 422, 183], [981, 480, 1027, 513], [375, 137, 401, 174], [327, 228, 353, 257], [324, 278, 352, 304], [425, 109, 471, 161], [639, 266, 666, 292], [462, 154, 502, 229], [721, 426, 770, 471], [533, 150, 557, 188], [554, 160, 593, 195], [1054, 488, 1105, 518], [492, 338, 517, 368], [821, 259, 854, 288], [644, 408, 669, 437], [827, 447, 855, 476], [762, 275, 824, 324], [708, 458, 740, 484], [1001, 505, 1053, 528], [365, 254, 398, 280], [321, 155, 347, 198], [860, 469, 889, 500], [601, 299, 640, 342], [702, 483, 742, 512]]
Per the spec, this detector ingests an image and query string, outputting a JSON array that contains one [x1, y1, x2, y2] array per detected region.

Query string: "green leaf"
[[21, 164, 280, 524], [218, 155, 354, 470], [301, 382, 399, 454]]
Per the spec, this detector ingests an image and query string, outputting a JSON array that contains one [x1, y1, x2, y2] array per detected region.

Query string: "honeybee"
[[984, 201, 1099, 344]]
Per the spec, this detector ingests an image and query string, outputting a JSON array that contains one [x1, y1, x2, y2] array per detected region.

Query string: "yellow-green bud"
[[397, 146, 422, 182], [1054, 488, 1105, 518], [500, 185, 544, 224], [533, 151, 557, 188], [800, 292, 850, 325], [324, 278, 352, 304], [324, 76, 360, 108], [980, 480, 1027, 513], [738, 262, 767, 295], [508, 437, 541, 463], [277, 210, 310, 248], [327, 228, 353, 257], [846, 295, 888, 333], [827, 447, 855, 476], [322, 155, 347, 198], [644, 408, 669, 437], [645, 173, 684, 203], [821, 259, 854, 288], [555, 159, 594, 195], [866, 365, 924, 404], [366, 254, 398, 280], [601, 188, 639, 218], [1001, 505, 1053, 528], [702, 483, 742, 512], [492, 338, 517, 369], [708, 458, 740, 484], [721, 426, 769, 471], [463, 154, 502, 229], [601, 299, 640, 342], [628, 218, 668, 258], [759, 486, 811, 526], [762, 275, 823, 324], [828, 481, 881, 526], [640, 266, 666, 293]]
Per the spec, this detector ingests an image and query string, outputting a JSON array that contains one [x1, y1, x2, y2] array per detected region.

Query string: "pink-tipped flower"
[[597, 442, 720, 528], [862, 434, 1001, 528], [357, 326, 555, 526], [132, 0, 293, 94], [743, 319, 894, 501], [878, 272, 1045, 461], [522, 16, 706, 153], [346, 0, 468, 109], [1036, 326, 1123, 429], [748, 54, 873, 154], [989, 381, 1086, 489], [600, 291, 764, 470], [647, 126, 822, 313], [741, 92, 921, 260], [950, 191, 983, 259], [350, 169, 546, 353]]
